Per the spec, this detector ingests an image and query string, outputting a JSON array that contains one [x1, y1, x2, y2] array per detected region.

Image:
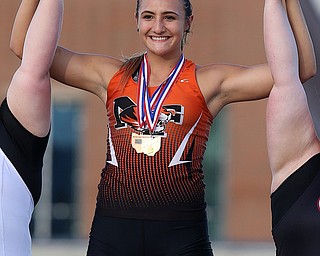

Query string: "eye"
[[142, 14, 153, 20], [164, 15, 176, 21]]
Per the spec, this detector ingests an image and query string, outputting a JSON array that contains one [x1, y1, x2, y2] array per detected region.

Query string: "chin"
[[148, 45, 180, 57]]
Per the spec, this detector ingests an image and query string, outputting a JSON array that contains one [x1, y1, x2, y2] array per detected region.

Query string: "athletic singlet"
[[96, 59, 213, 220], [0, 98, 49, 256], [271, 153, 320, 256]]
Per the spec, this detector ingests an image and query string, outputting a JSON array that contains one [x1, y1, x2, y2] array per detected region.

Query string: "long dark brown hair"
[[119, 0, 193, 89]]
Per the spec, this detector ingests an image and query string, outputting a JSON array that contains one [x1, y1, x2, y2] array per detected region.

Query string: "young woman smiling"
[[10, 0, 316, 255]]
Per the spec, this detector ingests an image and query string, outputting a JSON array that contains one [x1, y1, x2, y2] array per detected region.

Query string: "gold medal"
[[131, 54, 184, 156], [131, 133, 161, 156]]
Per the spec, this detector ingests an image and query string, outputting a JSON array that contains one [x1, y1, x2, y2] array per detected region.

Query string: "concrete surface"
[[32, 240, 276, 256]]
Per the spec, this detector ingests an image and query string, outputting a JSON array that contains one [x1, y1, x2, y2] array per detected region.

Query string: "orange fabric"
[[97, 60, 213, 220]]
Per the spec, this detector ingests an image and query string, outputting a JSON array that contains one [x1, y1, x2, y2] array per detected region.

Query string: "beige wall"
[[0, 0, 272, 241]]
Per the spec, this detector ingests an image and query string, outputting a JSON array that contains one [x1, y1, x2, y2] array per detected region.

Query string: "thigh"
[[86, 215, 144, 256], [145, 219, 213, 256], [266, 84, 319, 178]]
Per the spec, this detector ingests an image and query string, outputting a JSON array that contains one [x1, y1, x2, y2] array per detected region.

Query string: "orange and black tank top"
[[97, 59, 213, 220]]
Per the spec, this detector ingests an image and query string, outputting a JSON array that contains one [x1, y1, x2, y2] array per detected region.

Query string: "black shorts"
[[0, 98, 49, 205], [271, 153, 320, 256], [87, 214, 213, 256]]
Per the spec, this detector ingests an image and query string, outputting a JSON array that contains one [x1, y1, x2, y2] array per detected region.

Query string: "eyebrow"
[[141, 10, 180, 16]]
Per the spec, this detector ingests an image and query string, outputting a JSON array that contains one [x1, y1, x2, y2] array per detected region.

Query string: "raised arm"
[[7, 0, 63, 137], [10, 0, 121, 103], [196, 0, 316, 118]]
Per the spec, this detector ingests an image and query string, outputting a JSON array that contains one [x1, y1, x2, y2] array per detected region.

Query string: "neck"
[[146, 51, 182, 69], [145, 52, 183, 86]]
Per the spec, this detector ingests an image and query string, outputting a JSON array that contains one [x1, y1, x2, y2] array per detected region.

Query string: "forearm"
[[264, 0, 299, 84], [285, 0, 316, 82], [10, 0, 40, 59]]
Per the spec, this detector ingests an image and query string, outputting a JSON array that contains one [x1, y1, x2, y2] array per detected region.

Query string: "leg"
[[87, 215, 144, 256], [6, 0, 63, 137], [145, 219, 213, 256], [264, 0, 320, 189]]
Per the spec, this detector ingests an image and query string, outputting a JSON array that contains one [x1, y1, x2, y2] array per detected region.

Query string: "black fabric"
[[271, 153, 320, 228], [0, 98, 49, 205], [271, 153, 320, 256], [87, 214, 213, 256]]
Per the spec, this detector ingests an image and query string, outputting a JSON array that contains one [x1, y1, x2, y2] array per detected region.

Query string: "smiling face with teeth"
[[136, 0, 193, 59]]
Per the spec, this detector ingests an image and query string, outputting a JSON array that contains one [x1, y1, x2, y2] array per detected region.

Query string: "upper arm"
[[220, 63, 273, 103], [197, 63, 274, 115], [50, 46, 122, 102]]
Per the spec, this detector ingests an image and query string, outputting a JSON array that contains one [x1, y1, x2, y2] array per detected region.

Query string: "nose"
[[153, 18, 165, 33]]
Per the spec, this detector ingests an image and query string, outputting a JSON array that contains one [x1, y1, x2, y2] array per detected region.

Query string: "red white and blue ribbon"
[[137, 54, 185, 133]]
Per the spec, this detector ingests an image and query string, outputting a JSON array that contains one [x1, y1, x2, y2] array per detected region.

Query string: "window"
[[203, 111, 226, 239], [31, 103, 82, 239]]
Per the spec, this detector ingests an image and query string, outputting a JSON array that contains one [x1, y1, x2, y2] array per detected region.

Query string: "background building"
[[0, 0, 319, 245]]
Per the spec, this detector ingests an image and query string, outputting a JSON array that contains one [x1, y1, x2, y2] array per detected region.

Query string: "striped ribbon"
[[137, 54, 185, 133]]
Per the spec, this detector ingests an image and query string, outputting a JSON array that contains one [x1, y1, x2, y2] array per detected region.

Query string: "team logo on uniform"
[[119, 105, 173, 134], [113, 96, 184, 135]]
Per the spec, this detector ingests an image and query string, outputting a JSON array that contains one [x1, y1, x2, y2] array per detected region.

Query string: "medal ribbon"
[[137, 54, 185, 132]]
